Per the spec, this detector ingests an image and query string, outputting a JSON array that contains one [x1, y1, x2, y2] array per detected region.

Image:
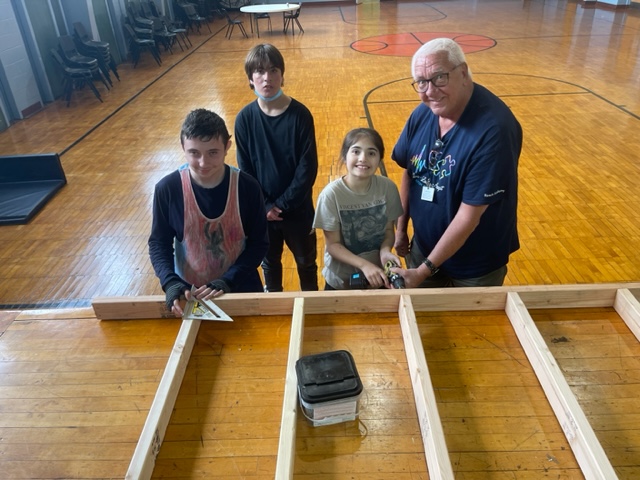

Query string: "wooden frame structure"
[[92, 283, 640, 479]]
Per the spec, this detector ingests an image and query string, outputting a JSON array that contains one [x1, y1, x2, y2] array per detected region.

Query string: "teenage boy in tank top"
[[149, 108, 269, 317]]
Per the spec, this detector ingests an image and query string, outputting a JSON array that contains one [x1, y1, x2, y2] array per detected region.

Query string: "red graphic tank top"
[[175, 165, 246, 287]]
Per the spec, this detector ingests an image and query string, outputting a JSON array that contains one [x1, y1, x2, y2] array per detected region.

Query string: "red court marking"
[[351, 32, 496, 57]]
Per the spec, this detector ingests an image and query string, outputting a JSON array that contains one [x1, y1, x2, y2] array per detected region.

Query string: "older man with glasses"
[[390, 37, 523, 288]]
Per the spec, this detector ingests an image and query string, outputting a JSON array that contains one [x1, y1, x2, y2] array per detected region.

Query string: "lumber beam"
[[505, 292, 618, 480], [125, 319, 201, 480], [92, 283, 640, 320], [614, 288, 640, 342], [275, 297, 305, 479], [515, 283, 634, 309], [92, 290, 402, 320], [398, 294, 455, 479]]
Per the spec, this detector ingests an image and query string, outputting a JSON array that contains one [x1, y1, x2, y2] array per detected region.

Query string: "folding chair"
[[284, 4, 304, 35], [50, 49, 103, 107], [222, 8, 248, 39], [123, 23, 163, 66], [58, 35, 110, 91], [182, 3, 212, 34], [255, 11, 272, 38], [72, 22, 120, 82]]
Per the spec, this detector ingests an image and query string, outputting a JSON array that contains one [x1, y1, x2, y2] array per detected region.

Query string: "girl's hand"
[[380, 251, 402, 268], [361, 264, 389, 289]]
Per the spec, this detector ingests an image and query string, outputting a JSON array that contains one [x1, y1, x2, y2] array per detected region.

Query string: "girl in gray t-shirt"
[[313, 128, 404, 290]]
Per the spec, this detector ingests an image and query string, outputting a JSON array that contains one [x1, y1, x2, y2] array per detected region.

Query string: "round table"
[[240, 3, 301, 37]]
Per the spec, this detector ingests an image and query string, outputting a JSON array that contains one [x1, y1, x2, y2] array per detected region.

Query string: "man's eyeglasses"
[[411, 64, 462, 93]]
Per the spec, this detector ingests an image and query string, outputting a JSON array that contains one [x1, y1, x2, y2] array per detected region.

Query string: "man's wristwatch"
[[422, 258, 439, 276]]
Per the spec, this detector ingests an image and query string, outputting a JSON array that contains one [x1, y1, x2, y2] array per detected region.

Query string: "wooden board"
[[275, 297, 305, 480], [126, 319, 201, 479], [506, 292, 616, 479], [92, 283, 640, 320]]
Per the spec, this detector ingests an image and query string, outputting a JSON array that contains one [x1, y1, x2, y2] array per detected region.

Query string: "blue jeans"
[[262, 218, 318, 292], [407, 240, 508, 287]]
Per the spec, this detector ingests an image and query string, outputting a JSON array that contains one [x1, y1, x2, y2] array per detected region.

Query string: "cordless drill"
[[384, 260, 405, 289], [349, 260, 405, 289]]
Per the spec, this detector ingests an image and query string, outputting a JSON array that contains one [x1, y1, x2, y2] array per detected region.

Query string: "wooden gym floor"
[[0, 0, 639, 308], [0, 1, 639, 478]]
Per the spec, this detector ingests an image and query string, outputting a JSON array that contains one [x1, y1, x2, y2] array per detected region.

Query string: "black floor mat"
[[0, 153, 67, 225], [0, 180, 66, 225]]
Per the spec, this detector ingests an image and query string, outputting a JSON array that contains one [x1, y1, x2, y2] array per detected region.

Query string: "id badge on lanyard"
[[421, 186, 435, 202]]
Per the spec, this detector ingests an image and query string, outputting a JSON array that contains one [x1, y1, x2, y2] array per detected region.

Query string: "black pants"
[[262, 218, 318, 292]]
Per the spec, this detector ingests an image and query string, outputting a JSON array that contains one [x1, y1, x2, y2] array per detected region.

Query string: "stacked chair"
[[207, 0, 225, 19], [50, 49, 103, 107], [130, 0, 178, 53], [176, 2, 212, 33], [123, 22, 163, 67], [149, 19, 178, 54], [123, 2, 164, 66], [72, 22, 120, 83], [144, 0, 192, 51], [126, 2, 155, 31], [57, 35, 111, 91], [200, 0, 224, 20]]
